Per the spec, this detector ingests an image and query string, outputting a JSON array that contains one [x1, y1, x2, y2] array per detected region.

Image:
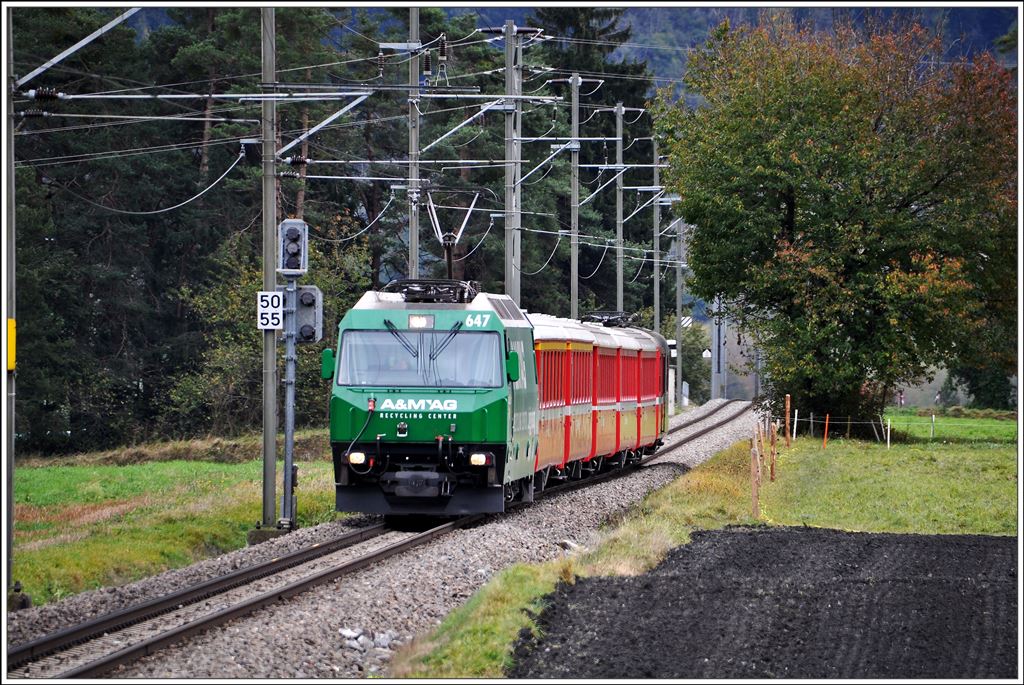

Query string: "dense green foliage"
[[653, 16, 1017, 423]]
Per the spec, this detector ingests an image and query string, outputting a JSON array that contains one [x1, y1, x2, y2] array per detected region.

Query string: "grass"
[[391, 560, 575, 678], [881, 408, 1018, 444], [391, 435, 1018, 677], [12, 458, 340, 605], [760, 437, 1017, 535]]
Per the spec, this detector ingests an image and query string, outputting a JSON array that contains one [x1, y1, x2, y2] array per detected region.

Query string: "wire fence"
[[763, 410, 1018, 446]]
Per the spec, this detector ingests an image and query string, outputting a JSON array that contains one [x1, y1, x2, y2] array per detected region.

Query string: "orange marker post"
[[822, 413, 830, 449]]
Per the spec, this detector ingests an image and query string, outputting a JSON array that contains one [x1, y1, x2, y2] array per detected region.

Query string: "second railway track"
[[7, 399, 749, 679]]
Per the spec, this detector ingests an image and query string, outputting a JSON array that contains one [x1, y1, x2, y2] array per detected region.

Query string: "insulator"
[[422, 51, 432, 76], [27, 87, 60, 100], [439, 34, 447, 62], [377, 51, 385, 75], [286, 156, 310, 167], [18, 109, 47, 118], [277, 171, 300, 179]]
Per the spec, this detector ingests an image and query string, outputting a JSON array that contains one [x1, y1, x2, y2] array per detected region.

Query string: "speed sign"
[[257, 291, 284, 330]]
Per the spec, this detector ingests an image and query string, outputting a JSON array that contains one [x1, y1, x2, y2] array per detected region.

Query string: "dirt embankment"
[[511, 527, 1017, 679]]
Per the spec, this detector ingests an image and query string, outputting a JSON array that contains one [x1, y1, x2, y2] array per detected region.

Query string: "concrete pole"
[[721, 315, 728, 399], [408, 8, 419, 278], [7, 8, 18, 590], [260, 8, 277, 527], [503, 20, 515, 300], [652, 138, 660, 332], [570, 73, 580, 320], [615, 102, 624, 311], [753, 348, 761, 398], [711, 295, 721, 399], [512, 32, 523, 305], [502, 20, 523, 304], [675, 220, 684, 409]]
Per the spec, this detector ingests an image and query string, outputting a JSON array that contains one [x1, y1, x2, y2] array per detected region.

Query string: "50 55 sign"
[[257, 291, 284, 330]]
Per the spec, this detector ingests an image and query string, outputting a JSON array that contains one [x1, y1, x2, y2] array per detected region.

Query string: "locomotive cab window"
[[337, 329, 502, 388]]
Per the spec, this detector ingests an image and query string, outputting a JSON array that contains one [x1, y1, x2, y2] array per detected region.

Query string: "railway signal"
[[276, 284, 323, 344], [277, 219, 309, 277], [266, 219, 321, 531]]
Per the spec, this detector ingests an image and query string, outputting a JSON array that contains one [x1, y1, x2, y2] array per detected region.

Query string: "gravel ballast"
[[509, 527, 1018, 679], [7, 399, 751, 678]]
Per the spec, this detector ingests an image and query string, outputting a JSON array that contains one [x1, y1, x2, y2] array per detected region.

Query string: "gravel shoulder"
[[8, 400, 749, 678], [509, 527, 1018, 679]]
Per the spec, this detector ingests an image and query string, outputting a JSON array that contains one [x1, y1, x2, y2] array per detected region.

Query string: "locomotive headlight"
[[469, 452, 492, 466], [408, 314, 434, 329], [348, 451, 367, 465]]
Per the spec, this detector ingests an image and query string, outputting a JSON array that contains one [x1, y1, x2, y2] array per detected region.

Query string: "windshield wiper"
[[384, 319, 418, 358], [429, 321, 463, 361]]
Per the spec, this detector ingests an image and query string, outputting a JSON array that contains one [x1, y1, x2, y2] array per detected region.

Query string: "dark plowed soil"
[[510, 528, 1017, 679]]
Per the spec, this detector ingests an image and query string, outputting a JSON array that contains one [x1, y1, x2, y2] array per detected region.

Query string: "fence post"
[[886, 418, 891, 450], [770, 423, 777, 482], [757, 422, 767, 465], [809, 412, 814, 438], [792, 409, 798, 440], [754, 427, 763, 480], [784, 394, 791, 447], [751, 446, 760, 518], [822, 413, 830, 449], [846, 415, 851, 439], [930, 414, 935, 440]]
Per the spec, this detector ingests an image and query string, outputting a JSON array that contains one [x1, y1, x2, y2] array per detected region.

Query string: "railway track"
[[7, 399, 749, 679], [657, 398, 748, 455]]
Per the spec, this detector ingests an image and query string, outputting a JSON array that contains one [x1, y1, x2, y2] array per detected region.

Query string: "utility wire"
[[14, 107, 257, 136], [580, 241, 611, 279], [53, 151, 244, 215], [516, 231, 562, 275], [454, 219, 493, 262], [15, 135, 247, 168], [310, 193, 395, 243], [542, 34, 697, 53], [629, 255, 647, 282], [17, 102, 481, 168]]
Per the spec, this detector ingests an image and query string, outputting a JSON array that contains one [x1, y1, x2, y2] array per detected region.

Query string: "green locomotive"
[[321, 280, 538, 515], [321, 279, 668, 516]]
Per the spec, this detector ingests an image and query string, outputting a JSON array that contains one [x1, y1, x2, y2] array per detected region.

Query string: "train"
[[319, 279, 670, 516]]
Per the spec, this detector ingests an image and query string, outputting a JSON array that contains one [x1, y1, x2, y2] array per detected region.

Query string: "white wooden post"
[[792, 409, 798, 439], [886, 418, 891, 450]]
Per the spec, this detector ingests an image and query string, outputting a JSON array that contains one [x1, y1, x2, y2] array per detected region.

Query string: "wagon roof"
[[352, 290, 533, 328], [526, 313, 597, 344]]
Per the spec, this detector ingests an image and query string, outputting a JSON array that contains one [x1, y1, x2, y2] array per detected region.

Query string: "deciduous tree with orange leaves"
[[654, 15, 1017, 423]]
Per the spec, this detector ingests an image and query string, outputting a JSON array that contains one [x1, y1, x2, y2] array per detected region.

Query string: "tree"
[[653, 16, 1017, 423], [162, 228, 371, 436]]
